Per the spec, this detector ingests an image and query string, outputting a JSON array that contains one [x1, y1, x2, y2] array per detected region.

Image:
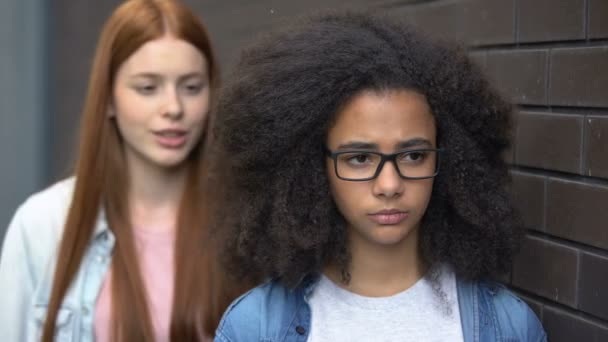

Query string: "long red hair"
[[42, 0, 241, 340]]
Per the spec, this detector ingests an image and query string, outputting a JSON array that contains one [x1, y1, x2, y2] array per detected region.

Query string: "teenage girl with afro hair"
[[210, 11, 546, 342]]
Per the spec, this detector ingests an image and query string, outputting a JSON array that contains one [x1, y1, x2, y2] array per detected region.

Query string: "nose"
[[371, 160, 404, 198], [162, 87, 183, 120]]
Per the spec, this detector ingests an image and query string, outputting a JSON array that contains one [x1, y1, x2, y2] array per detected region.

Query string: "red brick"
[[589, 0, 608, 38], [543, 306, 606, 342], [585, 116, 608, 179], [546, 178, 608, 250], [517, 0, 585, 42], [512, 235, 578, 307], [486, 50, 547, 105], [579, 252, 608, 321], [549, 47, 608, 108], [510, 171, 545, 231], [394, 0, 515, 45], [515, 112, 583, 174]]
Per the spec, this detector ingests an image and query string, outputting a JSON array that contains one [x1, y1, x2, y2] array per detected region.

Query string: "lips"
[[153, 129, 187, 148], [367, 209, 409, 225]]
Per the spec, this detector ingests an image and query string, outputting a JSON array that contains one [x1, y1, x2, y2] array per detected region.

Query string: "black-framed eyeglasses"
[[326, 148, 442, 181]]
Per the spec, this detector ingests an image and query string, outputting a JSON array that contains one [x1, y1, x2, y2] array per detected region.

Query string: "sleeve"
[[526, 305, 547, 342], [214, 287, 263, 342], [214, 303, 241, 342], [214, 323, 234, 342], [0, 203, 37, 341], [490, 283, 548, 342]]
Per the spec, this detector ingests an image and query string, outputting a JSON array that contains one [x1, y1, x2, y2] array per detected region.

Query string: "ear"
[[107, 102, 116, 118]]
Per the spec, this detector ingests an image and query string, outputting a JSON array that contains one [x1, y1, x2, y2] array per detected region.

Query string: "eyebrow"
[[336, 138, 434, 151], [129, 72, 206, 81], [336, 141, 378, 150], [396, 138, 434, 149]]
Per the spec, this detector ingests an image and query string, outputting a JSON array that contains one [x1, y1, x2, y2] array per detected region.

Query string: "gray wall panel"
[[0, 0, 46, 243]]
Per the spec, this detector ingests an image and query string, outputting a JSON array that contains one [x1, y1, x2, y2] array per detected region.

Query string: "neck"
[[325, 226, 426, 297], [126, 156, 189, 232]]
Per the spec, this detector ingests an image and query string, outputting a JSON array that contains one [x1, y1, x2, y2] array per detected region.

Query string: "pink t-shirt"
[[94, 228, 175, 342]]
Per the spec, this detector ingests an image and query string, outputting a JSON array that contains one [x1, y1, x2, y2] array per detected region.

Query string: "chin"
[[371, 235, 410, 246], [366, 226, 414, 246], [152, 155, 189, 169], [365, 228, 407, 246]]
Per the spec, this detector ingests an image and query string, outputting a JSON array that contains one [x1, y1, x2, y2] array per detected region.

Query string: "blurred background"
[[1, 0, 607, 339]]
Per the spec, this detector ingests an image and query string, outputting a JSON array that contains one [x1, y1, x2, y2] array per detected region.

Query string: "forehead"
[[327, 89, 436, 148], [117, 36, 206, 76]]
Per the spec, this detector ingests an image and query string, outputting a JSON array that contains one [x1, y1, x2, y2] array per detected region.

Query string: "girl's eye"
[[341, 153, 376, 167], [409, 152, 424, 160], [400, 151, 427, 163], [350, 154, 370, 164], [182, 82, 206, 95], [134, 85, 156, 95]]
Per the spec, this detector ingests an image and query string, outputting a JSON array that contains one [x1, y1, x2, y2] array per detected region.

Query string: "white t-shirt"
[[307, 265, 464, 342]]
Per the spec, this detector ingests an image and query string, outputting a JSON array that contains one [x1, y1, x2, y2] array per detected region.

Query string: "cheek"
[[185, 91, 211, 121], [114, 93, 152, 125], [115, 110, 143, 133], [114, 110, 147, 140], [113, 99, 153, 144], [185, 102, 209, 140], [327, 164, 346, 211], [412, 179, 434, 211], [327, 167, 364, 218]]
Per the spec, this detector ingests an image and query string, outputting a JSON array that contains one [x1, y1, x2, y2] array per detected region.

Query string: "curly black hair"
[[209, 11, 522, 287]]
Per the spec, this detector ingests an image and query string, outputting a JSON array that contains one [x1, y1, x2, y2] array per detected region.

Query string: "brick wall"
[[390, 0, 608, 340]]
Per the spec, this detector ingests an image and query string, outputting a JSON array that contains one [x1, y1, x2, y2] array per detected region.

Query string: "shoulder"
[[9, 177, 74, 234], [2, 178, 76, 260], [215, 280, 302, 342], [13, 177, 75, 223], [478, 281, 547, 342]]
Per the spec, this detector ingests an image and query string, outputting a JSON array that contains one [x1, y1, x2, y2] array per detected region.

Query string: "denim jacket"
[[0, 178, 115, 342], [215, 275, 546, 342]]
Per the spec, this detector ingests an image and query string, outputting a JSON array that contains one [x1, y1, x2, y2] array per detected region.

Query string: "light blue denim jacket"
[[215, 275, 547, 342], [0, 178, 115, 342]]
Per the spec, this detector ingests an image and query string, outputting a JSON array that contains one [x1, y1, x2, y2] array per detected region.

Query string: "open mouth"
[[154, 129, 187, 148]]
